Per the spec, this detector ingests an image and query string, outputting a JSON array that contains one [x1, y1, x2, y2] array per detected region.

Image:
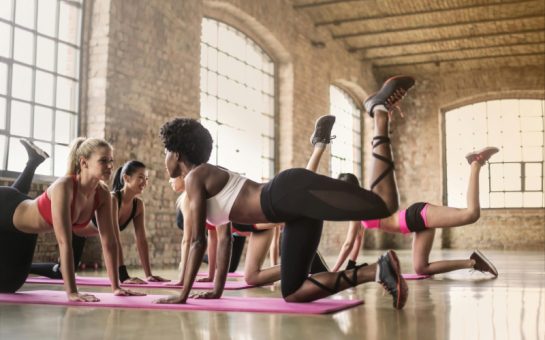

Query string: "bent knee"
[[244, 272, 260, 286], [465, 209, 480, 224], [413, 264, 431, 275]]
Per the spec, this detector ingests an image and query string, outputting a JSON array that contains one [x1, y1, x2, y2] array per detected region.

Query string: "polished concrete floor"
[[1, 250, 543, 340]]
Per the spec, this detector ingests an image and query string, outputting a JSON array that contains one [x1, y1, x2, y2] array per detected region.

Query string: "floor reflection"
[[0, 250, 542, 340]]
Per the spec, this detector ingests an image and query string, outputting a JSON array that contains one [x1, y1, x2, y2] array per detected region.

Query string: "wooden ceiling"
[[292, 0, 545, 72]]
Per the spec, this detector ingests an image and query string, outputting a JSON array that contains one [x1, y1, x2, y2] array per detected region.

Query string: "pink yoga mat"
[[198, 271, 244, 278], [0, 290, 363, 315], [25, 276, 258, 290], [402, 273, 431, 280]]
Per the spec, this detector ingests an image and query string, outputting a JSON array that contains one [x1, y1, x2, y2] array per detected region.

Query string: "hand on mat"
[[122, 277, 147, 284], [147, 275, 169, 282], [114, 288, 146, 296], [190, 291, 220, 299], [164, 280, 183, 287], [154, 295, 187, 304], [196, 276, 213, 282], [68, 292, 100, 302]]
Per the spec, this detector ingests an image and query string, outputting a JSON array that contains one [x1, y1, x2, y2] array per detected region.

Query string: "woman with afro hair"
[[156, 76, 416, 309]]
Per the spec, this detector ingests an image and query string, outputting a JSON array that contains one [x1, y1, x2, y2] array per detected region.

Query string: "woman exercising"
[[30, 160, 168, 283], [156, 75, 416, 309], [0, 138, 142, 301], [337, 147, 499, 277]]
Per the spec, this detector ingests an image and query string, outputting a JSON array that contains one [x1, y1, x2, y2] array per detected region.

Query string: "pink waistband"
[[398, 209, 411, 234], [361, 219, 381, 229]]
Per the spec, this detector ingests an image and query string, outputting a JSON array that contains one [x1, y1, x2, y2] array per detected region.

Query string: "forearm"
[[179, 240, 207, 301], [101, 238, 121, 290], [213, 235, 232, 296], [270, 226, 280, 266], [136, 240, 153, 277], [349, 234, 363, 261], [178, 238, 191, 282], [332, 243, 353, 272], [207, 233, 218, 280], [58, 243, 77, 295]]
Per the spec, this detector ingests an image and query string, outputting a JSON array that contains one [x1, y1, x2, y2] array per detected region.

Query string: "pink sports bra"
[[37, 176, 99, 229]]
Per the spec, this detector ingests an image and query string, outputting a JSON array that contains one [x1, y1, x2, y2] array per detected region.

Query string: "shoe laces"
[[379, 280, 395, 296], [385, 88, 408, 119], [326, 135, 337, 142]]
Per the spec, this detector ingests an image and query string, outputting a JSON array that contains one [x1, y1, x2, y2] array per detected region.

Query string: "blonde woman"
[[0, 137, 142, 301]]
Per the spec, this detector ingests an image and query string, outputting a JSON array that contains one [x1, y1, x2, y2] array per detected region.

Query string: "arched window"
[[200, 18, 275, 182], [329, 85, 362, 182], [445, 99, 544, 208], [0, 0, 82, 177]]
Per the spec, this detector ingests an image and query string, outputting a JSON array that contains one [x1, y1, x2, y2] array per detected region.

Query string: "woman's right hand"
[[68, 292, 100, 302], [122, 277, 147, 284], [196, 276, 212, 282]]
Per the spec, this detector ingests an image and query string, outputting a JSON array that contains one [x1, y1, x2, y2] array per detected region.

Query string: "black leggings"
[[0, 161, 41, 293], [29, 234, 87, 279], [260, 168, 390, 297], [229, 235, 246, 272]]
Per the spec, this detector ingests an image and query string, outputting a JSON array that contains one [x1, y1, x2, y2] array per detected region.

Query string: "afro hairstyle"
[[160, 118, 213, 165]]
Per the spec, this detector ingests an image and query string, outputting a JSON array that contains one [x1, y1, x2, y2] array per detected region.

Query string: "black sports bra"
[[91, 191, 138, 231]]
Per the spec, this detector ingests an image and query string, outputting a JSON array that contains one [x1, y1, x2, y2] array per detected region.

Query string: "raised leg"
[[412, 229, 474, 275], [11, 139, 49, 195], [364, 76, 415, 213]]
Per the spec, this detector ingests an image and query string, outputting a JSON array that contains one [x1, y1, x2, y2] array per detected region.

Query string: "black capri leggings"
[[260, 168, 391, 297], [0, 160, 42, 293]]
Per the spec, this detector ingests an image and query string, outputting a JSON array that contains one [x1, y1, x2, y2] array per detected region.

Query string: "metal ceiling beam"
[[293, 0, 370, 10], [365, 41, 545, 60], [332, 13, 544, 39], [374, 52, 545, 68], [346, 27, 545, 51], [315, 0, 536, 27]]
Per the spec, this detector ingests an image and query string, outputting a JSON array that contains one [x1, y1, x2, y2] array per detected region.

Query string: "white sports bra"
[[206, 169, 247, 226]]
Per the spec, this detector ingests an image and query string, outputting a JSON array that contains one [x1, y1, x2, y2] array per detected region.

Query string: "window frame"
[[199, 17, 276, 182], [328, 84, 364, 182], [442, 98, 545, 209], [0, 0, 84, 181]]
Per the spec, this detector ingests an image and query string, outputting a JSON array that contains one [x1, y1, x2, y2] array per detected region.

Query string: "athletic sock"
[[373, 105, 388, 114]]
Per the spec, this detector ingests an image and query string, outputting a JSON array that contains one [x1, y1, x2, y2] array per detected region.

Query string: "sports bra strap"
[[70, 175, 78, 219]]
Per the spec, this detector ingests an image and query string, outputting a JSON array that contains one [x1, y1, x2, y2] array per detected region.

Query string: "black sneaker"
[[20, 139, 49, 163], [377, 250, 408, 309], [364, 76, 415, 117], [471, 249, 498, 277], [310, 115, 336, 145]]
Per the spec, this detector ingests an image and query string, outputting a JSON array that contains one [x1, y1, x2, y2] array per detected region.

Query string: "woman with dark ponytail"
[[31, 160, 168, 283]]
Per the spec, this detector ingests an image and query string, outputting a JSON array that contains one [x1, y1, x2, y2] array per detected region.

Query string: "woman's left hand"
[[114, 288, 146, 296], [122, 277, 146, 284], [189, 291, 220, 299], [154, 295, 187, 304], [147, 275, 170, 282]]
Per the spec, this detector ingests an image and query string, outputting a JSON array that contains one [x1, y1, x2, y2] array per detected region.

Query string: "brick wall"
[[376, 64, 545, 250], [24, 0, 545, 268]]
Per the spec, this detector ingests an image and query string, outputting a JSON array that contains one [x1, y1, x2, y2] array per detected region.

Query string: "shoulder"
[[134, 196, 144, 212], [48, 176, 74, 197], [185, 164, 216, 186], [95, 181, 112, 200]]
